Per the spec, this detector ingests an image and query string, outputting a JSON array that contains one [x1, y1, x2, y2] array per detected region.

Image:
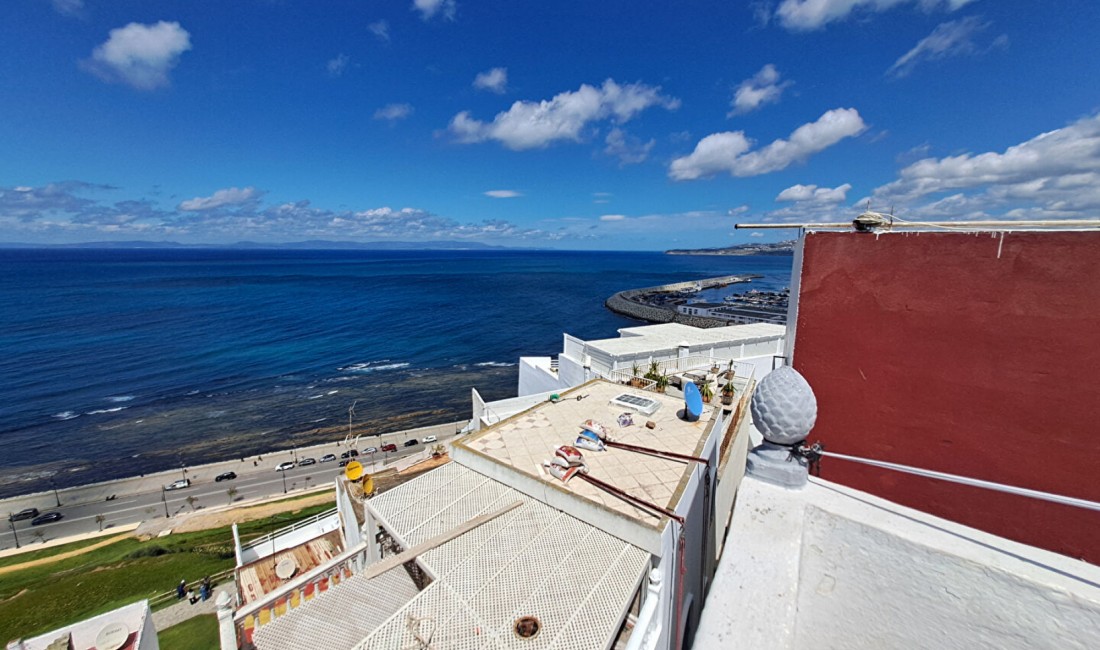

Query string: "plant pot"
[[721, 394, 734, 405]]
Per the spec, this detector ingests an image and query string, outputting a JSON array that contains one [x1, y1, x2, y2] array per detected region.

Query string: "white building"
[[11, 601, 158, 650], [517, 322, 785, 397]]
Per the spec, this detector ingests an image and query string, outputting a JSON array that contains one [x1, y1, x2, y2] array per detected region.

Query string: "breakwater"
[[604, 274, 760, 327]]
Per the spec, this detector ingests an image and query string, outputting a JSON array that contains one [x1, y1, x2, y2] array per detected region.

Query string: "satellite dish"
[[683, 381, 703, 421], [95, 622, 129, 650], [344, 460, 363, 481]]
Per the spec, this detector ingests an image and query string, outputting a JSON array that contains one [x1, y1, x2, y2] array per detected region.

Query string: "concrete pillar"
[[215, 592, 237, 650]]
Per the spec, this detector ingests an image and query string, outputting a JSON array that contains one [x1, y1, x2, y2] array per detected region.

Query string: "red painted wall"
[[793, 230, 1100, 564]]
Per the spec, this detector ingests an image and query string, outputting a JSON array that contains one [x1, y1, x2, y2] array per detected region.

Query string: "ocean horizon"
[[0, 248, 791, 497]]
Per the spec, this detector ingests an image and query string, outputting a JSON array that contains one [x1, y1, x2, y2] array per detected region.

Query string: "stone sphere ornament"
[[750, 366, 818, 446]]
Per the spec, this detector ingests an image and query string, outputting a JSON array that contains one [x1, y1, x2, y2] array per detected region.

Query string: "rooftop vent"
[[610, 393, 661, 416]]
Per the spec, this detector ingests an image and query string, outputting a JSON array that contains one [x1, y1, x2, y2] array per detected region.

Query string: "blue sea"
[[0, 248, 791, 496]]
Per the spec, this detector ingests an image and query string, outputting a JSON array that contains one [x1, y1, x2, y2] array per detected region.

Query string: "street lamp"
[[161, 487, 169, 518], [280, 469, 288, 494], [177, 453, 187, 481], [7, 515, 19, 549], [49, 476, 61, 507]]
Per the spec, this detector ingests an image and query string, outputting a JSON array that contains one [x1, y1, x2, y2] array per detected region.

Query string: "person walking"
[[200, 576, 211, 601], [176, 579, 186, 599]]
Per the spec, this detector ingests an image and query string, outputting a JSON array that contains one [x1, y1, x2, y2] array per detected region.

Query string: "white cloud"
[[413, 0, 456, 21], [604, 128, 655, 165], [327, 54, 350, 77], [669, 108, 866, 180], [84, 21, 192, 90], [730, 64, 791, 116], [888, 16, 1005, 77], [178, 187, 260, 211], [773, 0, 978, 31], [750, 231, 764, 237], [368, 20, 390, 42], [449, 79, 679, 151], [51, 0, 83, 17], [374, 103, 413, 122], [776, 182, 852, 203], [473, 67, 508, 94], [871, 111, 1100, 219], [600, 214, 627, 221], [484, 190, 522, 198]]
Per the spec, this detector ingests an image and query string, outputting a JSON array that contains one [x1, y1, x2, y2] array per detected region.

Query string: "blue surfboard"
[[684, 381, 703, 421]]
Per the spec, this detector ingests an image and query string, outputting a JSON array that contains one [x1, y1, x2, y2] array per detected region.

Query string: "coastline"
[[604, 274, 761, 327]]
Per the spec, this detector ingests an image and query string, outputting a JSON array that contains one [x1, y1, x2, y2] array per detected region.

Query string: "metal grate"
[[359, 464, 650, 650]]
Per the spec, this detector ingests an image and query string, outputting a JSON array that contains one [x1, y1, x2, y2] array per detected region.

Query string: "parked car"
[[298, 457, 317, 467], [215, 471, 237, 482], [320, 453, 337, 463], [165, 478, 191, 491], [31, 511, 63, 526], [381, 443, 397, 453], [403, 439, 418, 447], [363, 446, 378, 454], [275, 461, 295, 472], [10, 508, 39, 521], [422, 435, 438, 443], [340, 449, 359, 459]]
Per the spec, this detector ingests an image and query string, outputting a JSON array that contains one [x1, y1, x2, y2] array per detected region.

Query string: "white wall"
[[517, 357, 566, 396], [695, 475, 1100, 650]]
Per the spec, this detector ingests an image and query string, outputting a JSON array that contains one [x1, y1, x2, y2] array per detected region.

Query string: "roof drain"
[[514, 615, 541, 639]]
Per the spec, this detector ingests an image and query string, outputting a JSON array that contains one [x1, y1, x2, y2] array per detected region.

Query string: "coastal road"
[[1, 422, 464, 552]]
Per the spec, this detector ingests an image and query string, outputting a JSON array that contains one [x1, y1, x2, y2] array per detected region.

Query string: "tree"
[[95, 514, 106, 531], [226, 487, 238, 505]]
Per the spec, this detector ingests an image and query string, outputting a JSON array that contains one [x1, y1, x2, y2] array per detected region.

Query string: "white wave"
[[326, 390, 338, 395], [307, 394, 325, 400], [107, 395, 135, 403], [339, 361, 411, 374], [475, 361, 517, 368], [86, 406, 127, 415], [53, 411, 79, 420]]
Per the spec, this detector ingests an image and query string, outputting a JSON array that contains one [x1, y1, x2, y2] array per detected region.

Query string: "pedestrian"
[[176, 579, 186, 600], [187, 588, 197, 605], [201, 576, 211, 601]]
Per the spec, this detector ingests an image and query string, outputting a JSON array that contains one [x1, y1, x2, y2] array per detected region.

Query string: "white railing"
[[625, 569, 664, 650], [239, 507, 338, 560], [478, 390, 559, 426], [606, 356, 756, 388]]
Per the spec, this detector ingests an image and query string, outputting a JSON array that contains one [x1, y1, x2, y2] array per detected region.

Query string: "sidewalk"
[[152, 580, 236, 631]]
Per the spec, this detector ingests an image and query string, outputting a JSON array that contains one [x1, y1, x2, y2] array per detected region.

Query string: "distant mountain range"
[[665, 240, 796, 256], [0, 240, 516, 251]]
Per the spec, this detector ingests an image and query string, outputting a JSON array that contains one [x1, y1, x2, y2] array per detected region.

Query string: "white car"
[[275, 461, 296, 472], [165, 478, 191, 491], [422, 435, 438, 443]]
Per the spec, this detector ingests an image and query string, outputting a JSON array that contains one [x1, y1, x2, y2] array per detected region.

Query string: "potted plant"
[[644, 360, 662, 382], [629, 362, 646, 388], [724, 360, 735, 381], [699, 382, 714, 404], [655, 373, 670, 394], [721, 380, 736, 405]]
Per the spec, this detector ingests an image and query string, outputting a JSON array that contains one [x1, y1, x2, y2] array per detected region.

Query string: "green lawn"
[[159, 614, 220, 650], [0, 535, 111, 569], [0, 501, 334, 643]]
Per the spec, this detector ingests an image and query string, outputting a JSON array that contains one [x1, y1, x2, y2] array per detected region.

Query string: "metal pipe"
[[735, 219, 1100, 230]]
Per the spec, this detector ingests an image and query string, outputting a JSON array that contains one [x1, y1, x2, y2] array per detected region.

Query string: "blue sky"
[[2, 0, 1098, 250]]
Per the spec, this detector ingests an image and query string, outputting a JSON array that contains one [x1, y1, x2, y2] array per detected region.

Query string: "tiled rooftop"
[[237, 530, 343, 605], [458, 380, 718, 525]]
